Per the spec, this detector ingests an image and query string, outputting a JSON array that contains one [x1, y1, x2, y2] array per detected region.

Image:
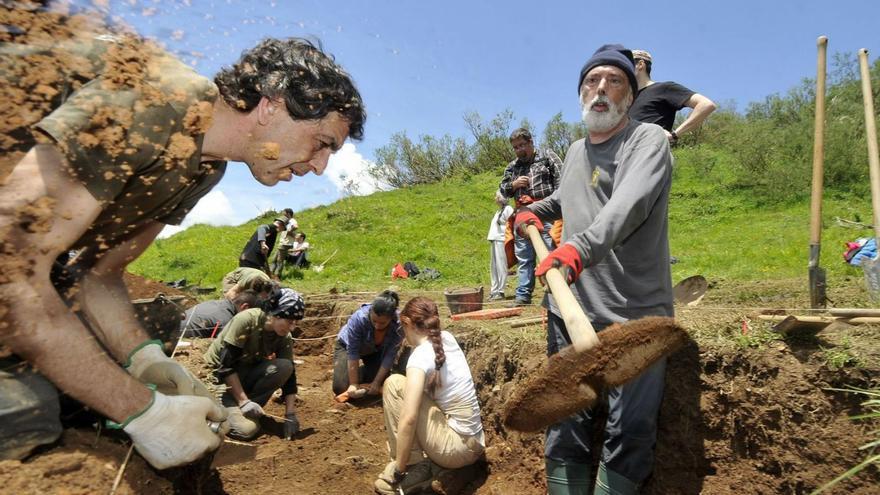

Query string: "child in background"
[[487, 191, 514, 302]]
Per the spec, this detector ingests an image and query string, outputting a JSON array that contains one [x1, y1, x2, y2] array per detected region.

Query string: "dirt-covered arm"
[[76, 221, 165, 362], [0, 145, 151, 422]]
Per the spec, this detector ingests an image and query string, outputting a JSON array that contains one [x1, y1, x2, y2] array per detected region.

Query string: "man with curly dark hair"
[[0, 8, 364, 470]]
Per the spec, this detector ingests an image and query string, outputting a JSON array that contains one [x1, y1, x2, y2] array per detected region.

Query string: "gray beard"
[[581, 96, 627, 132]]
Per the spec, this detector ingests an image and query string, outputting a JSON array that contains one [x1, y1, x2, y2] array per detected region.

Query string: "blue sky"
[[77, 0, 880, 235]]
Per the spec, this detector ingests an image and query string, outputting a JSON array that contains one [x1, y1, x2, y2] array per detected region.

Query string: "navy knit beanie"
[[577, 44, 638, 97]]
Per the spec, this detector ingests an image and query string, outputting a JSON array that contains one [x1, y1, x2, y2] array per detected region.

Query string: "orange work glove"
[[513, 209, 543, 237], [535, 244, 583, 285]]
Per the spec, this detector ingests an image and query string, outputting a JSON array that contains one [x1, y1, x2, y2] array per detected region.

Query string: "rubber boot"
[[545, 458, 591, 495], [593, 462, 639, 495]]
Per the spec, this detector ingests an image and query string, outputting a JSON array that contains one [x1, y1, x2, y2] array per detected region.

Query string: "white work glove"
[[239, 400, 264, 420], [122, 390, 227, 470], [126, 340, 213, 398]]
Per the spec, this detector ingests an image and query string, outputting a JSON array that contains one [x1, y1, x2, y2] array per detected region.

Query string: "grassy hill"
[[129, 144, 877, 299]]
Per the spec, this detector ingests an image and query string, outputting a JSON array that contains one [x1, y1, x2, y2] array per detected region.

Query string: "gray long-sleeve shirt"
[[529, 119, 674, 327]]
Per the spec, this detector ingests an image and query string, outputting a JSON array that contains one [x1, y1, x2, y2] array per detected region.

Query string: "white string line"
[[292, 333, 339, 342]]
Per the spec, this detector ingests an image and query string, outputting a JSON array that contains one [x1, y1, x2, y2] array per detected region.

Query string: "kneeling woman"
[[204, 288, 304, 441], [375, 297, 485, 494], [333, 290, 402, 398]]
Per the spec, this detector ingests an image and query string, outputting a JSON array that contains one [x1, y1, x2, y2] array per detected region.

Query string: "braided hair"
[[401, 297, 445, 394]]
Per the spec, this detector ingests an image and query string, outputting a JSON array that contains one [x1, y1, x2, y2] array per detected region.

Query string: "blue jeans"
[[513, 221, 554, 301], [544, 312, 667, 484]]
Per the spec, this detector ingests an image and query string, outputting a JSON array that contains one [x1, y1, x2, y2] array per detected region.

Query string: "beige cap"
[[631, 49, 652, 62]]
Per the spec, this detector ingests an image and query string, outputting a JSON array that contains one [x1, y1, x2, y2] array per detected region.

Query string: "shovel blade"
[[808, 266, 827, 309], [502, 317, 688, 432], [862, 257, 880, 302]]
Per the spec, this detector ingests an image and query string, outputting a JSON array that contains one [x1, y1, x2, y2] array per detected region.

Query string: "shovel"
[[808, 36, 828, 308], [502, 225, 688, 432], [858, 48, 880, 301], [312, 249, 338, 273]]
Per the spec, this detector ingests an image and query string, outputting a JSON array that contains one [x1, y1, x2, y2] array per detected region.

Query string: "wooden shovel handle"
[[859, 49, 880, 242], [526, 224, 600, 351], [809, 36, 827, 246]]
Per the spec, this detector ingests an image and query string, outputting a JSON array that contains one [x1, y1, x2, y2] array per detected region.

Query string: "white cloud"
[[157, 190, 237, 238], [325, 143, 391, 196]]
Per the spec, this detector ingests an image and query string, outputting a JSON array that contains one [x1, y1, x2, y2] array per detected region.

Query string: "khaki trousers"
[[382, 374, 484, 469]]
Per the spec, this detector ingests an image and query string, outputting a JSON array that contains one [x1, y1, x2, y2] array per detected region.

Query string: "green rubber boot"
[[593, 462, 639, 495], [545, 458, 591, 495]]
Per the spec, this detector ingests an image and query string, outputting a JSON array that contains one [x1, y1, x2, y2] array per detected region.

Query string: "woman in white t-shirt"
[[373, 297, 485, 494]]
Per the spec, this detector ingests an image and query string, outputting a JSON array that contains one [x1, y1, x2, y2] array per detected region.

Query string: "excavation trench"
[[1, 288, 878, 494]]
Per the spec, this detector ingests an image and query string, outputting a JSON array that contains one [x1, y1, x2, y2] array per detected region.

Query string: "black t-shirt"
[[239, 224, 279, 267], [628, 81, 695, 131]]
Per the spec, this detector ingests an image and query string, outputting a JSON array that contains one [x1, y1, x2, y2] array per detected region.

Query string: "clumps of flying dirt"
[[16, 196, 56, 234], [0, 196, 55, 283], [101, 37, 147, 90], [0, 7, 104, 179], [182, 101, 214, 134], [260, 141, 281, 160], [165, 132, 197, 166]]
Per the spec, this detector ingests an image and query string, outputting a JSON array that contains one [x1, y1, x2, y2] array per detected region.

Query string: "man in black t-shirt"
[[628, 49, 716, 144], [239, 217, 289, 272]]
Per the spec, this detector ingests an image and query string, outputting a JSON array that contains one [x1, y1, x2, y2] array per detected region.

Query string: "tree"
[[369, 132, 471, 187], [541, 112, 587, 160], [464, 110, 516, 173]]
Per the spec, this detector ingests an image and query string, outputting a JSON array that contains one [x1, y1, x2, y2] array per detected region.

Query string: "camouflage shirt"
[[203, 308, 294, 375], [19, 34, 227, 263]]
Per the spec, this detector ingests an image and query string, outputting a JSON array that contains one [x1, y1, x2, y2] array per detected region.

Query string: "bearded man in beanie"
[[514, 44, 674, 494]]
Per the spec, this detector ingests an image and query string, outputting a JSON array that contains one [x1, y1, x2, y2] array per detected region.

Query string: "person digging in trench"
[[333, 290, 404, 400], [181, 289, 262, 339], [0, 14, 365, 470], [514, 44, 674, 494], [221, 266, 275, 301], [203, 288, 305, 441], [240, 215, 289, 273], [374, 297, 485, 495]]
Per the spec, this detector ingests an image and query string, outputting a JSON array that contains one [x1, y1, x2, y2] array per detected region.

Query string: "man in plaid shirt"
[[498, 128, 561, 305]]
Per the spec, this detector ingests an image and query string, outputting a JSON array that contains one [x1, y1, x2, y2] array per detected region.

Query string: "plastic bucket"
[[443, 286, 484, 315]]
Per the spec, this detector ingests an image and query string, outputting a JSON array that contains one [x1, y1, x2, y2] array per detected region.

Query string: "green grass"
[[821, 337, 866, 370], [130, 146, 877, 297], [668, 145, 875, 286]]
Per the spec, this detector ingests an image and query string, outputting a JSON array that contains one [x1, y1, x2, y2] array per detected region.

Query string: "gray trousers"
[[489, 241, 508, 297], [543, 312, 667, 484], [0, 359, 62, 460]]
